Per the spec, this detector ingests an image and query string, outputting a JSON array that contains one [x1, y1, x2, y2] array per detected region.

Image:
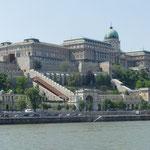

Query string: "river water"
[[0, 121, 150, 150]]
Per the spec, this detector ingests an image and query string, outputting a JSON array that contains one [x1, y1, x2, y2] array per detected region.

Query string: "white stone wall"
[[16, 56, 31, 73], [111, 79, 131, 92]]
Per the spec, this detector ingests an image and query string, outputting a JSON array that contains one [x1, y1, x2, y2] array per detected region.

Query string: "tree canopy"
[[79, 100, 85, 111], [0, 73, 12, 91], [113, 65, 150, 89], [140, 99, 148, 110], [59, 60, 71, 72], [85, 71, 95, 85], [96, 74, 111, 87], [25, 87, 42, 111], [66, 72, 82, 86], [33, 61, 42, 70], [17, 97, 27, 111], [102, 99, 114, 111], [102, 99, 126, 111], [16, 76, 27, 94]]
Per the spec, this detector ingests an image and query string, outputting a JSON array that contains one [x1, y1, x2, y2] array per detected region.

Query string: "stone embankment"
[[0, 115, 150, 124]]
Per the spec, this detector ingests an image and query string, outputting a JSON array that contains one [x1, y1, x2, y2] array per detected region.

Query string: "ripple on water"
[[0, 121, 150, 150]]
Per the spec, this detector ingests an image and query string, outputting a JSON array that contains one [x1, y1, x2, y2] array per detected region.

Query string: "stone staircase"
[[29, 69, 75, 102], [111, 79, 132, 93]]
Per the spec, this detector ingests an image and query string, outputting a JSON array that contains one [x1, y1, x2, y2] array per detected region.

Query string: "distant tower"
[[104, 26, 121, 52]]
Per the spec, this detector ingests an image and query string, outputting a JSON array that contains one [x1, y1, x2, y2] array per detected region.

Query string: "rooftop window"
[[24, 38, 40, 43], [1, 42, 12, 46]]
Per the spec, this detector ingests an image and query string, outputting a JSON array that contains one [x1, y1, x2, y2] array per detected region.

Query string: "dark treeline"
[[64, 71, 111, 90], [113, 65, 150, 89]]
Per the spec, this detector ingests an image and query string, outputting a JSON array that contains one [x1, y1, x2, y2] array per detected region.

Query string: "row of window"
[[69, 44, 112, 50]]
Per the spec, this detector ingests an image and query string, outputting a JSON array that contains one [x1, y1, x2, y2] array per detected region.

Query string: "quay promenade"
[[0, 113, 150, 124]]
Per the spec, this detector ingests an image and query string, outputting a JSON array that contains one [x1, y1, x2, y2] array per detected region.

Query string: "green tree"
[[79, 100, 85, 111], [0, 100, 3, 105], [16, 76, 27, 94], [87, 104, 92, 111], [134, 104, 138, 110], [66, 72, 82, 86], [25, 87, 42, 112], [59, 60, 70, 72], [85, 71, 95, 85], [144, 80, 150, 88], [72, 104, 76, 110], [112, 90, 120, 95], [102, 99, 114, 111], [112, 65, 123, 79], [140, 99, 148, 110], [33, 60, 42, 70], [104, 74, 111, 86], [96, 74, 105, 87], [125, 90, 129, 95], [57, 104, 61, 110], [42, 103, 49, 110], [0, 73, 12, 91], [147, 104, 150, 110], [136, 80, 145, 89], [139, 70, 148, 80], [97, 104, 101, 111], [65, 104, 69, 110], [96, 74, 111, 88], [115, 100, 126, 110], [52, 106, 55, 110], [17, 98, 27, 111], [8, 104, 13, 111]]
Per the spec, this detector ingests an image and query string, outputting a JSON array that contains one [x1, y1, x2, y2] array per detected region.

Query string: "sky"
[[0, 0, 149, 51]]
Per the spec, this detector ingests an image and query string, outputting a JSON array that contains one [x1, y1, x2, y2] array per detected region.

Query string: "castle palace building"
[[0, 26, 149, 74]]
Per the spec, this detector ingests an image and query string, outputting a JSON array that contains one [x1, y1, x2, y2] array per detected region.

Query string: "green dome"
[[9, 90, 14, 94], [0, 90, 5, 94], [104, 26, 119, 39]]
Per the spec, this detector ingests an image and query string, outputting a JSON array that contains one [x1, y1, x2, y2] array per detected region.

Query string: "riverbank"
[[0, 115, 150, 124]]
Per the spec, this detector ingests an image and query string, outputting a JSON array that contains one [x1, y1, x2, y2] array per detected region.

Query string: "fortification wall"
[[78, 62, 100, 73], [0, 61, 18, 72], [30, 57, 78, 72], [100, 61, 112, 77], [33, 82, 63, 101], [16, 56, 31, 73], [29, 70, 75, 102], [111, 79, 131, 92]]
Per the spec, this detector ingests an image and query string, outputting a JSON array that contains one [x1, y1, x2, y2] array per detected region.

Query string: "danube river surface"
[[0, 121, 150, 150]]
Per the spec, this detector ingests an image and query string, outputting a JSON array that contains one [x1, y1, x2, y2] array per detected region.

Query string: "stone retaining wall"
[[0, 115, 150, 124]]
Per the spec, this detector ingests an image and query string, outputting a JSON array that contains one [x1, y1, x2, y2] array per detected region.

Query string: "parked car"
[[66, 113, 70, 117], [78, 113, 82, 116], [136, 110, 140, 115], [4, 114, 9, 117], [30, 114, 40, 117], [14, 114, 21, 117], [0, 114, 4, 117], [25, 109, 34, 113], [0, 114, 9, 117], [23, 113, 30, 117], [58, 114, 63, 117]]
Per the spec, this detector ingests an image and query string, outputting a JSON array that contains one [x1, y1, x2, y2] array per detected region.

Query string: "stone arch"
[[85, 95, 93, 110]]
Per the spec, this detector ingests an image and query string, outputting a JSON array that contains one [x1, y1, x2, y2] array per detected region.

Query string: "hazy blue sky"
[[0, 0, 149, 51]]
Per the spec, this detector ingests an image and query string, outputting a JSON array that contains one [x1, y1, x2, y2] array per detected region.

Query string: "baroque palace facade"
[[0, 26, 150, 111], [0, 26, 149, 75]]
